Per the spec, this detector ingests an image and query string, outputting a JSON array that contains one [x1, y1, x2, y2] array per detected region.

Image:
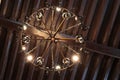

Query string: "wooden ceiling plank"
[[91, 55, 104, 80], [0, 30, 13, 80], [91, 0, 120, 79], [0, 28, 7, 58], [103, 3, 120, 79], [19, 0, 31, 22], [109, 59, 120, 80], [81, 0, 111, 79], [88, 0, 109, 41], [3, 2, 22, 80], [102, 0, 120, 44], [4, 32, 20, 80], [15, 0, 31, 80], [78, 0, 87, 16], [101, 1, 120, 80], [82, 0, 98, 38], [0, 0, 9, 16], [11, 0, 22, 20], [101, 57, 114, 80], [81, 54, 93, 80], [32, 0, 41, 12], [112, 26, 120, 47]]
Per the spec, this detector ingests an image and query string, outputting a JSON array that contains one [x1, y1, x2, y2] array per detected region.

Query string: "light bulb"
[[56, 7, 61, 12], [55, 65, 61, 70], [0, 0, 1, 5], [71, 54, 79, 62], [23, 25, 27, 30], [22, 45, 27, 51], [26, 54, 33, 62], [75, 16, 78, 21]]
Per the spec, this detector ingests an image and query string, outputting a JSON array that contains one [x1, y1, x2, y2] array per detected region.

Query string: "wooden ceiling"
[[0, 0, 120, 80]]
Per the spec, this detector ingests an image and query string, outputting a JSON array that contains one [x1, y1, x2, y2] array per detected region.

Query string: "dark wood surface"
[[0, 0, 120, 80]]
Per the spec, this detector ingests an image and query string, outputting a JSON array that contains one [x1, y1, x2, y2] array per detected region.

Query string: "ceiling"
[[0, 0, 120, 80]]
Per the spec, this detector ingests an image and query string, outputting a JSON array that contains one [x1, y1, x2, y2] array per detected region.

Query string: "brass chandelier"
[[20, 6, 84, 71]]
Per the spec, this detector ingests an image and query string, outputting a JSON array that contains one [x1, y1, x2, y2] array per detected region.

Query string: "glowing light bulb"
[[55, 65, 61, 70], [75, 16, 78, 21], [22, 45, 26, 51], [23, 25, 27, 30], [56, 7, 61, 12], [71, 55, 79, 62], [0, 0, 1, 5], [26, 54, 33, 62]]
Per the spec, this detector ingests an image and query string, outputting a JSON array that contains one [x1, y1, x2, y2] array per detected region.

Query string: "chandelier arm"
[[61, 22, 81, 32], [51, 43, 54, 68], [41, 41, 52, 57], [20, 31, 23, 51], [50, 8, 55, 35], [42, 15, 52, 37], [41, 21, 52, 37], [57, 37, 76, 41], [53, 18, 66, 37], [20, 38, 51, 41], [25, 23, 50, 38], [25, 41, 41, 55], [60, 42, 79, 54], [58, 42, 66, 58]]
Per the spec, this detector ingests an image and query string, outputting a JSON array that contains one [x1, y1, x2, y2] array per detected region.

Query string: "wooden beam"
[[1, 16, 120, 59], [85, 41, 120, 59], [0, 17, 23, 30]]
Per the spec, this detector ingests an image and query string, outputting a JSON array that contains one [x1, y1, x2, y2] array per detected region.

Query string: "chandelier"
[[20, 6, 84, 71]]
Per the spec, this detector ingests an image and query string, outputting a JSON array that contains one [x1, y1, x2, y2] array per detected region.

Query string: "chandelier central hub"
[[51, 37, 55, 41]]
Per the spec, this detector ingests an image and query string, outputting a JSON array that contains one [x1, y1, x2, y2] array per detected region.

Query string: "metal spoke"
[[42, 41, 52, 57], [57, 37, 76, 41], [60, 42, 79, 54], [20, 38, 51, 41], [53, 18, 66, 37], [50, 8, 55, 35], [61, 22, 81, 32], [42, 15, 52, 37], [51, 43, 54, 68], [25, 41, 41, 55]]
